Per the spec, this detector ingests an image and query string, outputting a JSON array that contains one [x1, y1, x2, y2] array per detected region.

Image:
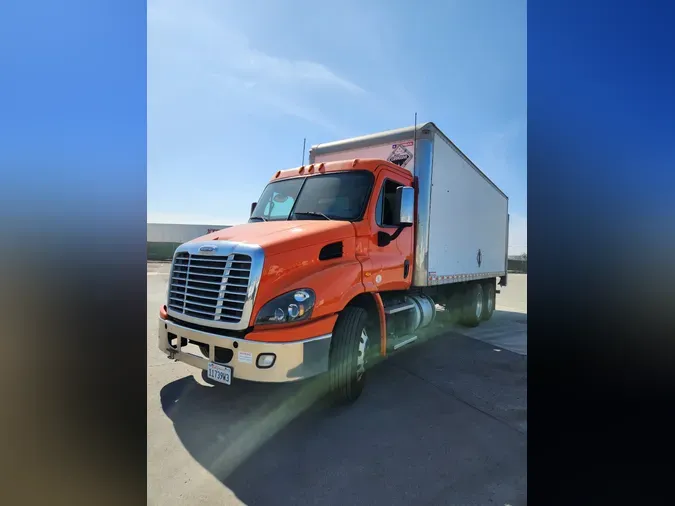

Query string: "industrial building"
[[147, 223, 231, 260], [507, 255, 528, 273]]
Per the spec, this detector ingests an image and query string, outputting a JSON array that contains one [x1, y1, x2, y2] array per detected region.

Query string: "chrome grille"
[[168, 252, 252, 324]]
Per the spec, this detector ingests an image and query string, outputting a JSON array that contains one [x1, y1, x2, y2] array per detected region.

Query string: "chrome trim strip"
[[182, 253, 192, 312], [246, 332, 333, 345], [166, 240, 265, 331], [427, 272, 507, 285], [412, 130, 434, 286], [394, 335, 418, 350], [163, 318, 332, 346], [384, 303, 415, 315]]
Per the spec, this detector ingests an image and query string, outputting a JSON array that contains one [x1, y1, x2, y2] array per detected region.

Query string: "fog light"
[[257, 353, 276, 369]]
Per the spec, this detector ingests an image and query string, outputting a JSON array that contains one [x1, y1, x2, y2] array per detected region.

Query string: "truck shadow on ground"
[[494, 309, 527, 322], [159, 330, 527, 506]]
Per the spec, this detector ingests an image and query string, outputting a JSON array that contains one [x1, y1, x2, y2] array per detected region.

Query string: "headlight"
[[255, 289, 316, 325]]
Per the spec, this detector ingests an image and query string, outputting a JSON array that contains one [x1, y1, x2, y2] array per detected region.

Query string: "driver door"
[[367, 170, 414, 291]]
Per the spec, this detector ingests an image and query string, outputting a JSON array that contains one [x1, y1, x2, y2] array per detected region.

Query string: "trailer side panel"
[[425, 132, 508, 285]]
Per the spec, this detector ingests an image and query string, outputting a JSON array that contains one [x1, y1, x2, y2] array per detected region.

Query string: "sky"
[[147, 0, 527, 255]]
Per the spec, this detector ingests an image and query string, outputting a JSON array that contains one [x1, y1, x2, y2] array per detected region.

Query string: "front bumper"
[[158, 317, 334, 383]]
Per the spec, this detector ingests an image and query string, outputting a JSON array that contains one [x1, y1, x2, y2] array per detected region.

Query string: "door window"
[[376, 179, 404, 227]]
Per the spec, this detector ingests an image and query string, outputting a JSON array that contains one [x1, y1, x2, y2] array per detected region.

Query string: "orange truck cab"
[[158, 122, 509, 402]]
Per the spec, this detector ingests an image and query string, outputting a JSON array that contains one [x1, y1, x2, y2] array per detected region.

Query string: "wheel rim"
[[487, 290, 494, 313], [475, 292, 483, 319], [356, 328, 368, 381]]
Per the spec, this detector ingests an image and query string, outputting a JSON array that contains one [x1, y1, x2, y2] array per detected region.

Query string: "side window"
[[376, 179, 404, 227]]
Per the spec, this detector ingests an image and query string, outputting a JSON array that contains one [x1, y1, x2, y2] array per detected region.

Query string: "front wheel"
[[328, 306, 369, 403]]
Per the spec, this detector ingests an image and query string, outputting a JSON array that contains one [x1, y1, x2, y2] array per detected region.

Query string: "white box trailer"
[[309, 122, 509, 287]]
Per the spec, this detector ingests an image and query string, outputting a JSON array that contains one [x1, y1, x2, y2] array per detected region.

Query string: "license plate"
[[207, 362, 232, 385]]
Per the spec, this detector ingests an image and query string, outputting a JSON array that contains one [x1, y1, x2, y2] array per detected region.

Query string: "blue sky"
[[148, 0, 527, 254]]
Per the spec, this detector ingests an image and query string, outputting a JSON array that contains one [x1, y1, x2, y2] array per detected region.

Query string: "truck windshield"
[[250, 171, 374, 222]]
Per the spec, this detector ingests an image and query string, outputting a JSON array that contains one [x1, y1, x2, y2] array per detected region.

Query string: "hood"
[[189, 220, 355, 256]]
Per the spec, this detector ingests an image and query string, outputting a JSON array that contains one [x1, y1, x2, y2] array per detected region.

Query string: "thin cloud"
[[148, 0, 364, 129]]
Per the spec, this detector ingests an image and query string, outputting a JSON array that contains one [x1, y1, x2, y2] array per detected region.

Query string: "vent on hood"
[[319, 241, 343, 261]]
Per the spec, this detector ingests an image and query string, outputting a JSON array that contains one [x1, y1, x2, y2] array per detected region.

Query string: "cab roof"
[[269, 158, 412, 182]]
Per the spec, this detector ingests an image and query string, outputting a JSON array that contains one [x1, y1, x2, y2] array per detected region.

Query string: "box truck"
[[158, 122, 509, 402]]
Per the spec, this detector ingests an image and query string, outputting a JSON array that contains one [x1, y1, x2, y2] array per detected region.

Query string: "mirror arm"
[[389, 225, 406, 242], [377, 222, 411, 247]]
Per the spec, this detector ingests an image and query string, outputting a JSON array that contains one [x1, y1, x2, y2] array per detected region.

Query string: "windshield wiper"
[[293, 211, 332, 221], [249, 216, 268, 222]]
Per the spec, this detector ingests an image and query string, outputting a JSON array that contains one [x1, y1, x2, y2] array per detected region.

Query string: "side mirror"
[[250, 202, 257, 216], [394, 186, 414, 226]]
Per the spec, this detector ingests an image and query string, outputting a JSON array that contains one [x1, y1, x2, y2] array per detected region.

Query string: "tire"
[[328, 306, 370, 403], [460, 283, 484, 327], [481, 280, 496, 321]]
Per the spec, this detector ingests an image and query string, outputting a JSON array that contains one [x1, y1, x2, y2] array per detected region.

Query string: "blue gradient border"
[[1, 0, 674, 503], [529, 0, 674, 503], [0, 1, 147, 504]]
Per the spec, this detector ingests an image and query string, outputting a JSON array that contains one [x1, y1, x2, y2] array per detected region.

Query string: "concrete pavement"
[[148, 263, 527, 505]]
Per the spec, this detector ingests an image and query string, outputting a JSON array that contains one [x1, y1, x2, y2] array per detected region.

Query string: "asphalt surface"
[[148, 263, 527, 505], [460, 274, 527, 355]]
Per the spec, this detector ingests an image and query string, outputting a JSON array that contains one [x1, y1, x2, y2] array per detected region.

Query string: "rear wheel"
[[461, 283, 484, 327], [481, 280, 496, 321], [328, 306, 370, 403]]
